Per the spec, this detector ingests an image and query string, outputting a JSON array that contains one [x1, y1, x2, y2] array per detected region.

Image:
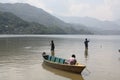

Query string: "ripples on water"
[[0, 35, 120, 80]]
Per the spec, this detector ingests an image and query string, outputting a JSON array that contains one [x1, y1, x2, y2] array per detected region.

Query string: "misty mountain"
[[0, 3, 67, 28], [0, 3, 92, 34], [59, 16, 120, 31], [114, 19, 120, 26], [59, 16, 120, 35], [0, 11, 72, 34], [0, 11, 49, 34]]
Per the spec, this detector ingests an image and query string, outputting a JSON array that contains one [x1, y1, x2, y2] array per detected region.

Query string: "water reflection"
[[0, 35, 120, 80], [119, 58, 120, 61], [84, 49, 89, 61], [42, 63, 84, 80]]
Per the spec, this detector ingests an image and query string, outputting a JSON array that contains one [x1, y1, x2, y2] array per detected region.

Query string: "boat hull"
[[43, 59, 86, 74]]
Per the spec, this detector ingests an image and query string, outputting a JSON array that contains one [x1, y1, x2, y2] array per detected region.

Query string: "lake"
[[0, 35, 120, 80]]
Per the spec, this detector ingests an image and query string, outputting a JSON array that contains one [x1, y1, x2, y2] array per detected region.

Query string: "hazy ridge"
[[1, 3, 120, 35], [0, 3, 92, 34]]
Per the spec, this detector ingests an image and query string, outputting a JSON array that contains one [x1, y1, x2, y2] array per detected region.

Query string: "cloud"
[[39, 0, 113, 21], [105, 0, 120, 20], [25, 0, 52, 13], [0, 0, 53, 13], [86, 1, 113, 21], [0, 0, 120, 20], [57, 0, 113, 21]]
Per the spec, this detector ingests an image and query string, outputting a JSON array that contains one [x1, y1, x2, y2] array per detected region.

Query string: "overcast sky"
[[0, 0, 120, 21]]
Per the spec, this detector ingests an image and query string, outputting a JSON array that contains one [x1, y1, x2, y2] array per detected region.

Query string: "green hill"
[[0, 3, 93, 34], [0, 11, 66, 34]]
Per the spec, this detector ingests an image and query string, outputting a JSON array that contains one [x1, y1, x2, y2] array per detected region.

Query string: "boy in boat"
[[42, 52, 48, 59], [65, 54, 77, 65]]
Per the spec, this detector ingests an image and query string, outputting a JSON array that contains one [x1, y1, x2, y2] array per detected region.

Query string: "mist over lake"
[[0, 35, 120, 80]]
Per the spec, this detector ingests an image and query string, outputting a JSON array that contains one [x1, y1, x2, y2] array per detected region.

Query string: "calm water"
[[0, 35, 120, 80]]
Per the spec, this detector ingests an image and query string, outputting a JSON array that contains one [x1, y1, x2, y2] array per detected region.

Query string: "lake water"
[[0, 35, 120, 80]]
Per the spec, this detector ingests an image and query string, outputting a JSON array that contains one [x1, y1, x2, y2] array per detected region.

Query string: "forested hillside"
[[0, 3, 93, 34], [0, 11, 66, 34]]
